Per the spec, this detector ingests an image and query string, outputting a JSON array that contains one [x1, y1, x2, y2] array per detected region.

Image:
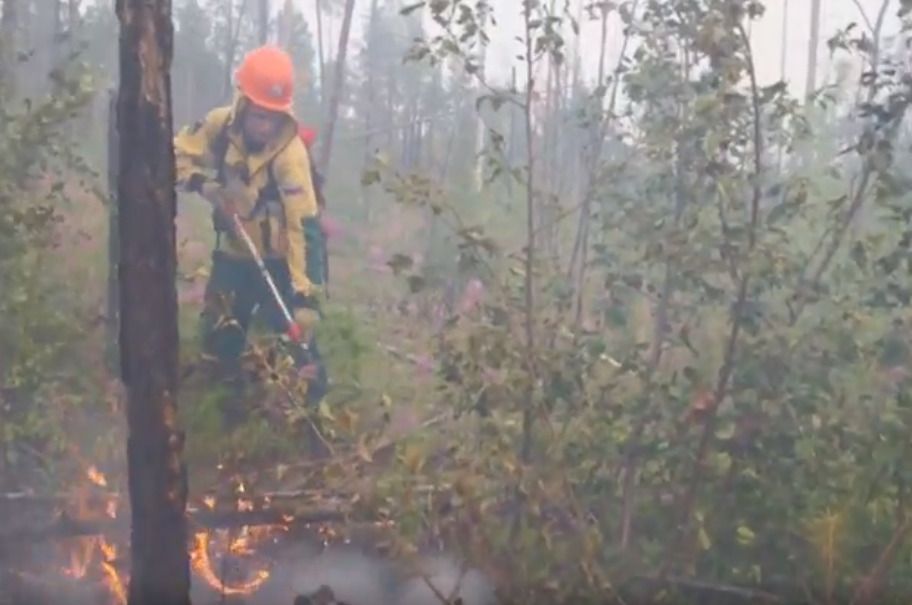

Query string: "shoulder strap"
[[211, 114, 233, 184]]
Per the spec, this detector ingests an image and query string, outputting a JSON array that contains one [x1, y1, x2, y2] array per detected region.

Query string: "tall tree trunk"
[[223, 0, 235, 98], [257, 0, 268, 45], [67, 0, 79, 55], [361, 0, 379, 221], [1, 0, 18, 91], [278, 0, 291, 46], [222, 0, 248, 101], [115, 0, 190, 603], [778, 0, 788, 170], [52, 0, 62, 64], [68, 0, 78, 32], [318, 0, 356, 176], [805, 0, 821, 101], [472, 5, 488, 192], [315, 0, 326, 106]]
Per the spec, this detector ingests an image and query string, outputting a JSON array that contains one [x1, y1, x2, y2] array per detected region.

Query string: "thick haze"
[[288, 0, 903, 96]]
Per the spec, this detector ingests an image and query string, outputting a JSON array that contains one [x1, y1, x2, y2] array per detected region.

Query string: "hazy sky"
[[290, 0, 902, 97]]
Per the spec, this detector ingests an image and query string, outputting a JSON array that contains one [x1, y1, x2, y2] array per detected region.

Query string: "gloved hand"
[[200, 181, 239, 229], [290, 293, 321, 343]]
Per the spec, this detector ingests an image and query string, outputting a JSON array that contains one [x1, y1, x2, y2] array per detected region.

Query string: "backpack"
[[210, 117, 330, 288]]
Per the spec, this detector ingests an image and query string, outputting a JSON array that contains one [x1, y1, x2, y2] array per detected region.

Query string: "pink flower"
[[178, 281, 206, 305], [319, 214, 343, 240], [414, 353, 435, 375], [368, 245, 390, 273], [458, 278, 485, 314]]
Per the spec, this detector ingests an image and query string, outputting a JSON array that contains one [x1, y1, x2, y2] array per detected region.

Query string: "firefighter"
[[173, 45, 328, 407]]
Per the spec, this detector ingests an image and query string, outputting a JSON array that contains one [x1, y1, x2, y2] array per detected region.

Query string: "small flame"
[[203, 496, 216, 510], [106, 499, 118, 519], [99, 539, 127, 605], [190, 531, 270, 595], [87, 466, 108, 487], [60, 536, 128, 605]]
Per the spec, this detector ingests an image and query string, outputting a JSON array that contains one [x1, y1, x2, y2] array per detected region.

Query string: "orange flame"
[[190, 531, 270, 595], [87, 466, 108, 487], [99, 539, 128, 605]]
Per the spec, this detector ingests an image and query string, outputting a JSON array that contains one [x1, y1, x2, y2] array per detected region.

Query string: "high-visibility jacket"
[[174, 93, 320, 298]]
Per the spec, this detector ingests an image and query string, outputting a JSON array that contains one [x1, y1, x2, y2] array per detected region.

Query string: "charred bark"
[[115, 0, 190, 604]]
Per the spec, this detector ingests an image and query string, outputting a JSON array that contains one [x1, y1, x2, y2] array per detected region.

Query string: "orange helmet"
[[235, 46, 295, 113]]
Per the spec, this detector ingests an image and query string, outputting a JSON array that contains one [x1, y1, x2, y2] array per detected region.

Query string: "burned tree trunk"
[[115, 1, 190, 604]]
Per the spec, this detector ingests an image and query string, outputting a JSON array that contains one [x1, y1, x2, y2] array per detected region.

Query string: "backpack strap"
[[210, 114, 233, 246], [211, 113, 233, 186]]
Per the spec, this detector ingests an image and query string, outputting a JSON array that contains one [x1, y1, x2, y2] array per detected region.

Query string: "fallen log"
[[0, 506, 356, 543]]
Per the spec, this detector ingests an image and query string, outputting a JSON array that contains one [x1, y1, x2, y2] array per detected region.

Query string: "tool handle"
[[230, 214, 309, 350]]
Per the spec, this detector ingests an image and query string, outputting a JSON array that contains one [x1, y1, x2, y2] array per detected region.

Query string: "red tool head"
[[298, 126, 317, 149]]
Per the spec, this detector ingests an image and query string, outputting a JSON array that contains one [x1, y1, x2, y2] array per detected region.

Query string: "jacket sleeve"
[[272, 138, 319, 297], [173, 108, 230, 193]]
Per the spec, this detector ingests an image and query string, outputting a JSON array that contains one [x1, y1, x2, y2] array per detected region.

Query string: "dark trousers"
[[200, 251, 328, 404]]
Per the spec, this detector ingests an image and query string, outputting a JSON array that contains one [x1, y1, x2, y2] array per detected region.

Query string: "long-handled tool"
[[230, 213, 309, 350]]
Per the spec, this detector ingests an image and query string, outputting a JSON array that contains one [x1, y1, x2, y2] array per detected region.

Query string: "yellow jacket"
[[174, 94, 318, 297]]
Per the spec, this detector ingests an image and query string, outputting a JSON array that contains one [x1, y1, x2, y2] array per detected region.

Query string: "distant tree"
[[805, 0, 821, 100], [173, 0, 223, 122], [318, 0, 356, 175], [0, 0, 17, 90], [279, 2, 319, 122]]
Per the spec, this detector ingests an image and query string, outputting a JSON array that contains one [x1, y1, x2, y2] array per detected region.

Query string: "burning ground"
[[1, 453, 498, 605]]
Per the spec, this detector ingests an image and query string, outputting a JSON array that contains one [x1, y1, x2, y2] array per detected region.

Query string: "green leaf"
[[737, 525, 756, 546]]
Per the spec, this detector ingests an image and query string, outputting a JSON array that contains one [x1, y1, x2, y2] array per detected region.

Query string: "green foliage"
[[316, 305, 373, 386], [0, 59, 101, 469], [362, 0, 912, 602]]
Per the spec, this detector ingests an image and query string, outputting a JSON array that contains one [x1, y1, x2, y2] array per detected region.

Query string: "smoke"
[[288, 543, 399, 605], [226, 540, 497, 605], [396, 554, 497, 605]]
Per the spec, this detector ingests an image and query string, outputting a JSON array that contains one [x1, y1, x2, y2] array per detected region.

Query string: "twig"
[[849, 0, 874, 33], [662, 21, 764, 575], [792, 0, 902, 322], [849, 514, 912, 605], [630, 574, 783, 604]]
